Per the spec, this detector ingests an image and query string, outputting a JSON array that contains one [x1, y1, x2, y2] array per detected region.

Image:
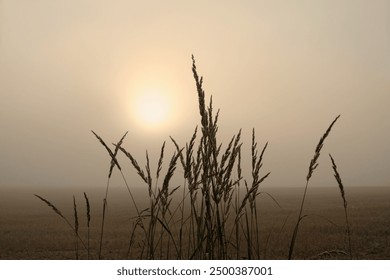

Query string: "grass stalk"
[[329, 154, 352, 259], [84, 192, 91, 259], [91, 131, 128, 259], [73, 196, 79, 259], [288, 115, 340, 259]]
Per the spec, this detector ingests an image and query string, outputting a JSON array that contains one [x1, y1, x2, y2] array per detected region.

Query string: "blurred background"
[[0, 0, 389, 190]]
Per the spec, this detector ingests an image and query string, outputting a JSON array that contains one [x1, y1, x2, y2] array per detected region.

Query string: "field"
[[1, 58, 388, 261], [0, 186, 389, 260]]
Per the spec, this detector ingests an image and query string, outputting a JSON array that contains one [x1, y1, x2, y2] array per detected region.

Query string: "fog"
[[0, 0, 389, 190]]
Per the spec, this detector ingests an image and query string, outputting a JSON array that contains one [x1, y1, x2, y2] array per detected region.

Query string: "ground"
[[0, 186, 389, 259]]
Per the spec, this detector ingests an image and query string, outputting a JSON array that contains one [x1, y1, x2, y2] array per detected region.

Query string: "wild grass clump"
[[35, 56, 351, 260]]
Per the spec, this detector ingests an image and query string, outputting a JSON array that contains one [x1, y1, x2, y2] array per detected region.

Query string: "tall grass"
[[329, 154, 352, 259], [288, 115, 340, 260], [34, 56, 350, 260]]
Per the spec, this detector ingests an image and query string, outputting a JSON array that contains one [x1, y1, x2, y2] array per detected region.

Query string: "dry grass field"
[[1, 58, 388, 261], [0, 186, 389, 260]]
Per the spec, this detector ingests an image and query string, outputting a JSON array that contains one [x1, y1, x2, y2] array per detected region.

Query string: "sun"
[[131, 89, 172, 131], [123, 64, 189, 133], [135, 91, 169, 125]]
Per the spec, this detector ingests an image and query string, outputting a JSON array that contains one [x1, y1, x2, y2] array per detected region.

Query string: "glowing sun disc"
[[133, 90, 170, 128]]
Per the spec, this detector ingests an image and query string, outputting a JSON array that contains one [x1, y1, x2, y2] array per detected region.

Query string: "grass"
[[34, 194, 87, 255], [329, 153, 352, 259], [83, 192, 91, 259], [288, 115, 340, 260], [34, 56, 350, 260]]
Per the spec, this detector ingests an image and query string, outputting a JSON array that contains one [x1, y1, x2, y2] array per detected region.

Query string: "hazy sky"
[[0, 0, 389, 190]]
